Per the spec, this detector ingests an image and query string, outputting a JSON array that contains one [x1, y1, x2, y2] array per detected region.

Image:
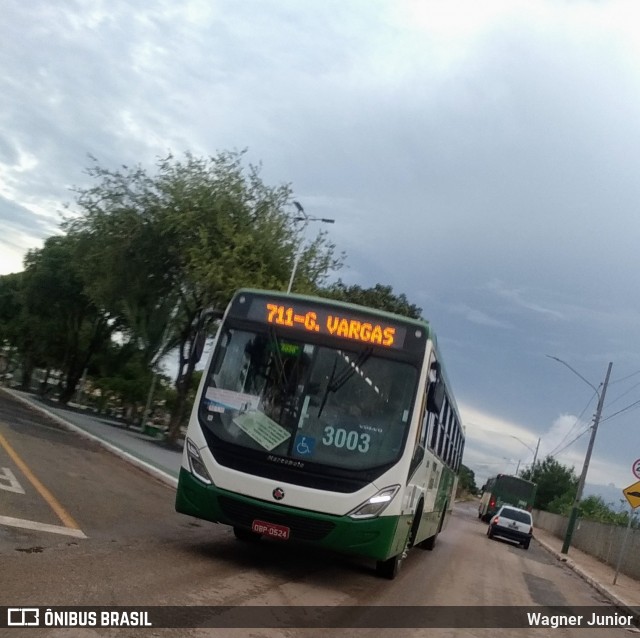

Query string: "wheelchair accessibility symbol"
[[294, 435, 315, 456]]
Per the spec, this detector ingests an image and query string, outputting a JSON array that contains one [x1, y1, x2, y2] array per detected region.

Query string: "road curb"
[[535, 535, 637, 617], [1, 387, 178, 490]]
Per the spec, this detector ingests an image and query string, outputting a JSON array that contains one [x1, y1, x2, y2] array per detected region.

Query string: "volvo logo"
[[272, 487, 285, 501]]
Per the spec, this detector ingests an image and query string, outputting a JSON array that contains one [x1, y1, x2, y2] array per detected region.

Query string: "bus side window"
[[437, 400, 448, 458], [430, 403, 441, 451], [422, 411, 436, 449]]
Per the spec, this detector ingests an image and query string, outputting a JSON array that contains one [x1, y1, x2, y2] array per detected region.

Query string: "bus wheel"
[[419, 533, 437, 550], [376, 553, 402, 580], [233, 526, 261, 542]]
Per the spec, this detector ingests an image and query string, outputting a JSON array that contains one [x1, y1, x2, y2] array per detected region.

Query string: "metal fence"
[[533, 509, 640, 580]]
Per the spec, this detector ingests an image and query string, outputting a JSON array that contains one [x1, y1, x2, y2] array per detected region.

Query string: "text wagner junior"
[[527, 612, 634, 628]]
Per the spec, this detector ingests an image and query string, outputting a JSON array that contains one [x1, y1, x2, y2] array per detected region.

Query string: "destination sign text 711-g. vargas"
[[245, 298, 408, 349]]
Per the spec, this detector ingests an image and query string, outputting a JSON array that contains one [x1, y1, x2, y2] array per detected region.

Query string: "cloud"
[[2, 0, 640, 497], [484, 279, 566, 321], [449, 303, 513, 329]]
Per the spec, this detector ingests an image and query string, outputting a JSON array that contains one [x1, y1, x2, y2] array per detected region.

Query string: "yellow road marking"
[[0, 433, 81, 531]]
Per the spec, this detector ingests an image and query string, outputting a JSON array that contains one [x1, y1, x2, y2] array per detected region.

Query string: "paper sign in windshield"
[[205, 388, 259, 413], [233, 411, 291, 451]]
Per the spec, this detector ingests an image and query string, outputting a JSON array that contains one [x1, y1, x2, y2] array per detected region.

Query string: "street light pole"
[[556, 360, 613, 554], [532, 437, 540, 469], [286, 201, 335, 294]]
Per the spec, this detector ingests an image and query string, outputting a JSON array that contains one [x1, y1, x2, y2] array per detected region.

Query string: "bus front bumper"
[[175, 468, 409, 561]]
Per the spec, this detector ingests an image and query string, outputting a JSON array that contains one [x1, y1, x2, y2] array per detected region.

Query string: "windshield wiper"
[[317, 347, 373, 417], [268, 327, 288, 390], [317, 353, 340, 418]]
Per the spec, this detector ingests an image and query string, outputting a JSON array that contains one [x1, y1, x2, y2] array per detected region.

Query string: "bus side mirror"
[[190, 309, 223, 364], [192, 330, 207, 364], [426, 380, 445, 414]]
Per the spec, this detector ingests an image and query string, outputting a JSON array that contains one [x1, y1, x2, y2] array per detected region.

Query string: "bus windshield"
[[198, 327, 418, 472]]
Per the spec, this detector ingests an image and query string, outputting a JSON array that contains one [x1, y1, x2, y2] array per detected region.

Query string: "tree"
[[0, 272, 25, 379], [457, 464, 478, 496], [20, 235, 116, 403], [519, 456, 579, 512], [0, 272, 23, 342], [320, 281, 423, 318], [574, 495, 631, 525], [64, 151, 343, 442]]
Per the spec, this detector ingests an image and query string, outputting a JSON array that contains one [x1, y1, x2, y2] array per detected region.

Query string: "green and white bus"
[[478, 474, 537, 522], [176, 289, 465, 579]]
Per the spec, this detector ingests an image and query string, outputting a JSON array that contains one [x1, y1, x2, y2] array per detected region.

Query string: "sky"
[[2, 0, 640, 503]]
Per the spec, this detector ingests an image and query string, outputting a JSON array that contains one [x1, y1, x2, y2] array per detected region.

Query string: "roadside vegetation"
[[0, 150, 420, 442]]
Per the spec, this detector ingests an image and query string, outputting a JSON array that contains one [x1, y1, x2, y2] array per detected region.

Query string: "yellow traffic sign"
[[623, 480, 640, 509]]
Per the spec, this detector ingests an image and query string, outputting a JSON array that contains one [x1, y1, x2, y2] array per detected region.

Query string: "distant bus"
[[478, 474, 536, 522], [175, 288, 465, 579]]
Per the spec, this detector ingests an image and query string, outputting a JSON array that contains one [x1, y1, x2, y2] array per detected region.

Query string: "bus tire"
[[233, 526, 261, 542], [376, 554, 402, 580], [419, 532, 437, 550], [377, 508, 420, 579], [408, 502, 423, 549]]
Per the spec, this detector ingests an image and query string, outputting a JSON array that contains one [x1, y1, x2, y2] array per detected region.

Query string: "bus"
[[175, 288, 465, 579], [478, 474, 537, 522]]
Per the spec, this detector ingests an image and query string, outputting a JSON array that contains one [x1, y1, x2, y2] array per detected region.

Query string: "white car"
[[487, 505, 533, 550]]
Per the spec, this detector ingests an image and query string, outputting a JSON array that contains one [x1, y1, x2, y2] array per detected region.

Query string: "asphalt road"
[[0, 392, 629, 637]]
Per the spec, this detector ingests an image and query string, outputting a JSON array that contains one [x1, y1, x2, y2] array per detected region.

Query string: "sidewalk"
[[532, 525, 640, 613], [2, 387, 181, 488], [3, 387, 640, 614]]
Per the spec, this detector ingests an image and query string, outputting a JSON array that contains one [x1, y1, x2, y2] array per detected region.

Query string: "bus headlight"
[[348, 485, 400, 519], [186, 438, 212, 485]]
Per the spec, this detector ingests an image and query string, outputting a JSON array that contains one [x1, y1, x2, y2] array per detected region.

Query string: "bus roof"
[[494, 473, 536, 486]]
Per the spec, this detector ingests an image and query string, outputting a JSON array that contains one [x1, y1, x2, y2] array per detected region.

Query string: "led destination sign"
[[244, 298, 408, 349]]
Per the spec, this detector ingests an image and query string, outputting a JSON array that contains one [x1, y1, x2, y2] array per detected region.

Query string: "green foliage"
[[519, 455, 579, 511], [319, 281, 423, 319], [0, 272, 23, 343], [89, 344, 154, 410], [457, 464, 478, 496], [8, 235, 115, 400], [63, 150, 344, 441], [577, 495, 634, 525]]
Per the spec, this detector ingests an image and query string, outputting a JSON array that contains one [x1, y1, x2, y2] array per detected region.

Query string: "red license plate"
[[251, 519, 290, 540]]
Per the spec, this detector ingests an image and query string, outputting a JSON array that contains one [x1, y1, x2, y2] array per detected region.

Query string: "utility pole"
[[561, 361, 613, 554], [532, 437, 540, 469]]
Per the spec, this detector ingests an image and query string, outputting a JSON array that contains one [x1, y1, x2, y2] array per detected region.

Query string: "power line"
[[604, 379, 640, 407], [551, 425, 591, 457], [609, 368, 640, 385], [546, 390, 597, 458], [600, 397, 640, 423]]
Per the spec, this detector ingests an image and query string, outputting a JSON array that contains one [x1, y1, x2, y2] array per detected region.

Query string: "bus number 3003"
[[322, 426, 370, 453]]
